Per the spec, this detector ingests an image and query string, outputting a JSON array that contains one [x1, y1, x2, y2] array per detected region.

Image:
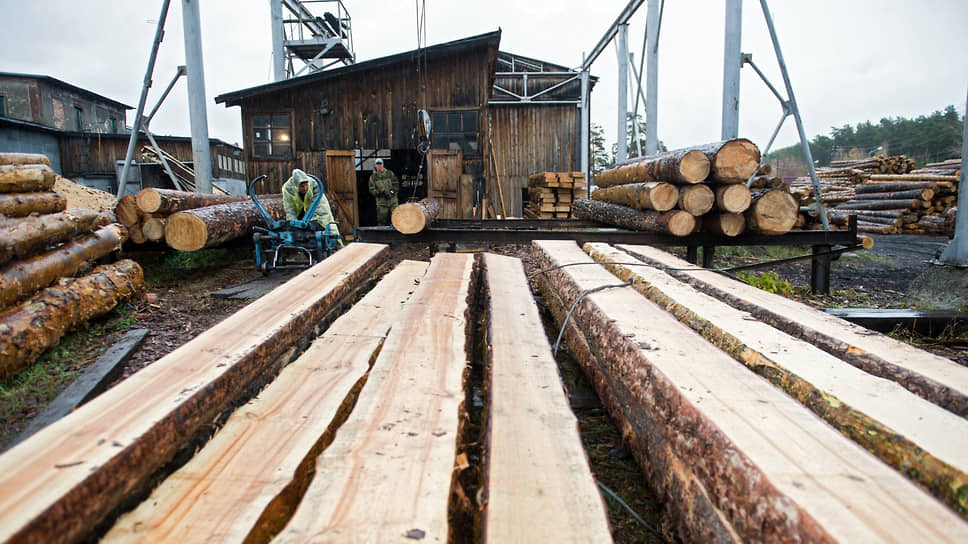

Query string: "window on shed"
[[0, 96, 6, 117], [109, 118, 117, 133], [252, 113, 292, 159], [74, 106, 83, 132], [431, 110, 479, 155]]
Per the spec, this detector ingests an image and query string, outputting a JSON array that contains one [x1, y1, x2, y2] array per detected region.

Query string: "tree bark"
[[677, 184, 715, 216], [0, 208, 105, 266], [136, 188, 250, 215], [0, 164, 56, 193], [849, 189, 934, 201], [696, 139, 761, 183], [572, 198, 695, 236], [0, 192, 67, 218], [594, 148, 710, 187], [835, 199, 924, 211], [703, 213, 746, 236], [867, 174, 959, 183], [114, 194, 143, 228], [0, 153, 51, 166], [855, 181, 954, 194], [713, 183, 752, 213], [141, 217, 167, 242], [0, 259, 145, 379], [0, 223, 128, 310], [590, 181, 678, 211], [164, 197, 284, 252], [390, 197, 440, 234], [745, 189, 798, 235]]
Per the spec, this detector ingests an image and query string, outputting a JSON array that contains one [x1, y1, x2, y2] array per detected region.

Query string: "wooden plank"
[[585, 242, 968, 514], [480, 253, 611, 542], [276, 253, 474, 541], [532, 240, 968, 542], [103, 261, 429, 542], [617, 244, 968, 417], [0, 243, 389, 544]]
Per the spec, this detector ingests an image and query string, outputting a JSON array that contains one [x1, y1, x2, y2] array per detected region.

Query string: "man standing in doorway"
[[368, 158, 399, 226]]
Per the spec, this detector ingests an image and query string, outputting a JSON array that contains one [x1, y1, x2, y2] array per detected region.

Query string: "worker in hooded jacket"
[[282, 168, 343, 245], [368, 158, 400, 225]]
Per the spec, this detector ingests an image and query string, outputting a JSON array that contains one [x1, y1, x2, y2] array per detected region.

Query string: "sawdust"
[[53, 176, 116, 211]]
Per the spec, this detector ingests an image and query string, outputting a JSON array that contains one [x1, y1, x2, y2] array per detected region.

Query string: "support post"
[[686, 245, 699, 264], [182, 0, 213, 194], [616, 24, 629, 163], [938, 87, 968, 265], [580, 66, 591, 185], [270, 0, 286, 82], [702, 245, 716, 268], [811, 244, 831, 294], [722, 0, 742, 140], [644, 0, 660, 155]]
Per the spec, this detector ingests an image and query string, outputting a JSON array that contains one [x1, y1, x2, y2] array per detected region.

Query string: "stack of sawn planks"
[[0, 244, 614, 543], [115, 187, 285, 251], [534, 239, 968, 542], [0, 152, 144, 381], [524, 171, 587, 219], [584, 139, 798, 236]]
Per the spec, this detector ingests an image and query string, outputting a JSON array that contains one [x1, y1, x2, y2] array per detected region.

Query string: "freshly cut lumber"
[[533, 240, 968, 542], [140, 217, 166, 242], [164, 197, 284, 252], [481, 253, 611, 542], [697, 138, 761, 183], [104, 260, 429, 543], [713, 183, 752, 213], [572, 198, 695, 236], [0, 259, 144, 380], [0, 164, 56, 193], [617, 243, 968, 417], [0, 223, 128, 310], [0, 243, 389, 544], [594, 148, 710, 187], [277, 253, 474, 541], [0, 191, 66, 217], [835, 199, 924, 211], [0, 153, 51, 166], [0, 208, 105, 266], [590, 181, 678, 211], [135, 188, 249, 215], [586, 242, 968, 515], [745, 189, 798, 235], [702, 212, 746, 236], [390, 197, 440, 234], [113, 194, 142, 228], [677, 184, 715, 216]]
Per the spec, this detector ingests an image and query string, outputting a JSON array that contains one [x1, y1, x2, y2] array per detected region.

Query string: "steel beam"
[[182, 0, 213, 194], [722, 0, 742, 140], [616, 24, 629, 162], [270, 0, 286, 81], [939, 87, 968, 265], [645, 0, 660, 155]]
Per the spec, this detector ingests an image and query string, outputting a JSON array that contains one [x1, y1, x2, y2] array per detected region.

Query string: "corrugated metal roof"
[[0, 72, 133, 110]]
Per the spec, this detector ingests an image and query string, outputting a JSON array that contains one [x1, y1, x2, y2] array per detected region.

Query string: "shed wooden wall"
[[58, 134, 241, 180]]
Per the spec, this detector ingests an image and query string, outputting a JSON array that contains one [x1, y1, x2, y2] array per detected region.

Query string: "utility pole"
[[616, 24, 629, 163], [182, 0, 213, 194], [270, 0, 286, 81], [644, 0, 660, 155], [722, 0, 742, 140], [938, 87, 968, 265]]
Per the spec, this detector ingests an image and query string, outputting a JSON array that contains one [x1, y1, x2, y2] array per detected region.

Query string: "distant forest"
[[767, 105, 963, 168]]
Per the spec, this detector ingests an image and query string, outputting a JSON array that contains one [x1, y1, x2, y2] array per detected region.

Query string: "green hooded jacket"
[[282, 169, 341, 238]]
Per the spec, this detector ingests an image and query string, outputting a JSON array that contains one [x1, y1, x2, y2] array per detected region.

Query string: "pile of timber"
[[0, 152, 144, 379], [524, 172, 587, 219], [910, 157, 962, 177], [115, 188, 284, 251], [585, 139, 787, 236], [140, 146, 229, 195], [830, 153, 916, 175]]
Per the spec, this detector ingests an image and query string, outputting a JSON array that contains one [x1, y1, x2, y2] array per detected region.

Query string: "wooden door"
[[325, 150, 359, 230], [429, 149, 463, 219]]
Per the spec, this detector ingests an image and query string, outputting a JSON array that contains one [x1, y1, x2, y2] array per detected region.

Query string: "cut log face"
[[0, 192, 66, 218], [698, 139, 761, 183], [0, 164, 56, 193], [0, 208, 105, 266], [141, 218, 166, 242], [481, 253, 611, 542], [532, 240, 968, 542], [703, 212, 746, 236], [0, 153, 52, 167], [277, 253, 474, 541], [390, 197, 440, 234], [678, 184, 715, 216], [136, 188, 250, 215], [0, 243, 389, 544], [591, 181, 678, 211], [103, 260, 429, 543], [572, 198, 695, 236], [746, 189, 798, 234], [595, 148, 711, 187], [714, 183, 752, 213], [164, 197, 284, 252], [114, 194, 142, 228]]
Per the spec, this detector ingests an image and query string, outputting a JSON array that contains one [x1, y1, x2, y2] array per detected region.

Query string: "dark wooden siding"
[[58, 134, 241, 180]]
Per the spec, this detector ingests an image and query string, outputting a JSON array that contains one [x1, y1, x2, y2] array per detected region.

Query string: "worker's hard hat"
[[375, 158, 384, 164]]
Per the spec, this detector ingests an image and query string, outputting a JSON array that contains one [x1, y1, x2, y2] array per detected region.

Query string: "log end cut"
[[713, 139, 761, 183], [747, 189, 798, 235], [136, 189, 163, 215], [703, 213, 746, 237], [164, 213, 208, 252], [679, 185, 715, 216], [716, 184, 753, 213], [679, 150, 712, 183], [666, 210, 697, 236], [391, 202, 429, 234]]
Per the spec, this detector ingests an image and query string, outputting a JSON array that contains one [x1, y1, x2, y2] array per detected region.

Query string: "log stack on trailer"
[[524, 171, 587, 218]]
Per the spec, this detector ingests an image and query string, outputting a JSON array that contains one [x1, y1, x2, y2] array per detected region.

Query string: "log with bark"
[[702, 212, 746, 236], [590, 181, 678, 212], [713, 183, 752, 213], [572, 198, 696, 236], [594, 148, 710, 187], [390, 197, 440, 234], [0, 259, 144, 380], [697, 139, 761, 183], [0, 164, 56, 193], [835, 199, 925, 211], [745, 189, 798, 235], [0, 208, 106, 266], [849, 189, 934, 202], [867, 174, 959, 183], [0, 223, 128, 310], [677, 184, 715, 216], [855, 181, 955, 194], [141, 218, 166, 242], [113, 194, 142, 228], [135, 188, 250, 215], [0, 153, 51, 167], [0, 192, 67, 218], [164, 197, 284, 252]]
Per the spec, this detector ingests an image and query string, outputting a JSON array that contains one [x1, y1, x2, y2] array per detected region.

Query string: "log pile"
[[524, 172, 587, 218], [584, 139, 778, 236], [0, 153, 142, 378]]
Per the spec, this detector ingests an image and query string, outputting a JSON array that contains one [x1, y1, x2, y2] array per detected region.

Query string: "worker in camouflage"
[[282, 169, 343, 245], [368, 158, 399, 225]]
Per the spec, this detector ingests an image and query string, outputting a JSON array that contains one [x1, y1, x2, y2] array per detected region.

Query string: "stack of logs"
[[115, 188, 285, 252], [524, 172, 587, 219], [0, 152, 144, 380], [583, 139, 797, 236]]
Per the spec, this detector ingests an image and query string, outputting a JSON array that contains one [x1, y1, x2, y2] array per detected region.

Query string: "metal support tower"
[[616, 24, 629, 163], [271, 0, 286, 81], [271, 0, 355, 79], [644, 0, 660, 155], [721, 0, 742, 140], [938, 88, 968, 265], [182, 0, 213, 194]]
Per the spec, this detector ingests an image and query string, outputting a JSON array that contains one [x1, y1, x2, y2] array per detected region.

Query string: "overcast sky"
[[2, 0, 966, 156]]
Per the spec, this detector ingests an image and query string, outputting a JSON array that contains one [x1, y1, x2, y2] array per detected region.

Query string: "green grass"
[[735, 270, 796, 296], [142, 247, 251, 284]]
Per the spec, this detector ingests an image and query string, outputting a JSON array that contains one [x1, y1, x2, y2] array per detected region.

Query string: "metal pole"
[[645, 0, 660, 155], [580, 66, 591, 182], [115, 0, 172, 204], [759, 0, 828, 229], [938, 87, 968, 265], [616, 24, 629, 163], [182, 0, 214, 194], [722, 0, 742, 140], [270, 0, 286, 81]]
